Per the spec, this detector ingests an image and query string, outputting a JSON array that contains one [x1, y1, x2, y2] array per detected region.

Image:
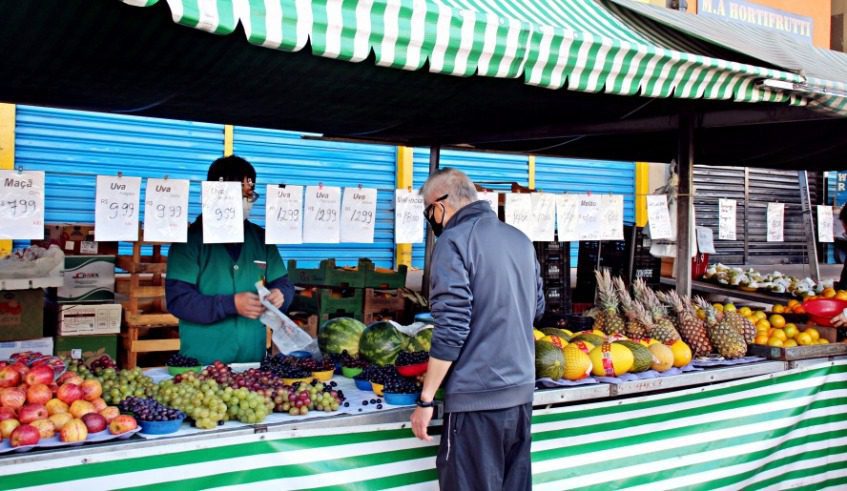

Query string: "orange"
[[796, 332, 813, 346], [771, 329, 787, 341], [823, 288, 837, 299], [755, 319, 771, 331], [754, 334, 770, 345], [713, 304, 724, 313], [787, 299, 800, 308], [792, 305, 806, 314], [724, 304, 737, 313], [806, 328, 820, 341], [767, 337, 784, 348], [769, 315, 786, 329], [818, 339, 830, 345], [756, 324, 770, 334], [739, 306, 753, 317], [783, 324, 799, 339], [836, 291, 847, 301], [772, 305, 785, 314], [783, 339, 798, 348], [754, 311, 768, 321]]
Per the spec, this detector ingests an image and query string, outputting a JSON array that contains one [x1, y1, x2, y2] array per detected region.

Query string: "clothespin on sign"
[[16, 166, 22, 175], [117, 171, 123, 179], [163, 175, 169, 181], [278, 183, 287, 188], [407, 186, 412, 193], [357, 183, 363, 190], [318, 182, 324, 190]]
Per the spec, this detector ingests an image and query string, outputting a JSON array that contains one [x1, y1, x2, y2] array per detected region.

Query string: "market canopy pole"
[[422, 145, 441, 298], [675, 114, 694, 297], [798, 171, 821, 282]]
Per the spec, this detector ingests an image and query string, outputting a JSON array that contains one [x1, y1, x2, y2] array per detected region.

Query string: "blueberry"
[[376, 404, 383, 409], [363, 401, 369, 406]]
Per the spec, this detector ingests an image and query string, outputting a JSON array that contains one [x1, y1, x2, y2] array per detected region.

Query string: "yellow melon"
[[588, 343, 634, 377], [648, 343, 674, 372], [562, 346, 593, 381], [541, 335, 567, 350], [568, 340, 595, 354], [670, 340, 692, 367], [533, 329, 545, 341]]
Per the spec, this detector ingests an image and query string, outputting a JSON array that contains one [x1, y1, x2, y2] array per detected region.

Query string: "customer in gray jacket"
[[411, 168, 545, 491]]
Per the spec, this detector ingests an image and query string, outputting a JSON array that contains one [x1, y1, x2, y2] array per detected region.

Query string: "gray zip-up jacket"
[[429, 200, 544, 413]]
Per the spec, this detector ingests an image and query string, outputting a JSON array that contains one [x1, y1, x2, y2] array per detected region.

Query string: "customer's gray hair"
[[420, 168, 478, 208]]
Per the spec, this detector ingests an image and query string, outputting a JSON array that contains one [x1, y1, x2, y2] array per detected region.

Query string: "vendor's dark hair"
[[207, 155, 256, 183], [840, 204, 847, 223]]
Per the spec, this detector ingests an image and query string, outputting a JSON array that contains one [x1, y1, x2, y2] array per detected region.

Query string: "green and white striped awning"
[[119, 0, 819, 109]]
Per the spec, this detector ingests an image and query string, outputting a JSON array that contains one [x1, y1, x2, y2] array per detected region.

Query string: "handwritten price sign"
[[718, 199, 736, 240], [395, 190, 424, 244], [530, 193, 556, 242], [646, 194, 673, 240], [303, 185, 341, 243], [201, 181, 243, 243], [556, 194, 580, 242], [143, 178, 189, 243], [266, 185, 304, 244], [0, 170, 45, 240], [95, 175, 141, 241], [341, 187, 377, 243], [505, 193, 534, 239], [767, 203, 784, 242]]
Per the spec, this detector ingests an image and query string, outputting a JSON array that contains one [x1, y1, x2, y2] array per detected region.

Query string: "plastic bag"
[[256, 281, 322, 360], [0, 245, 65, 279]]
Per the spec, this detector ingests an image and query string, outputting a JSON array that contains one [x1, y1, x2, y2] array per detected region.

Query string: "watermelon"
[[318, 317, 367, 357], [410, 327, 433, 352], [359, 321, 411, 366], [535, 341, 566, 380]]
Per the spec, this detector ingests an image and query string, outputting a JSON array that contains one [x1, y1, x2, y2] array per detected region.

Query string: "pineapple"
[[723, 311, 756, 344], [593, 270, 626, 336], [613, 277, 648, 340], [695, 297, 747, 359], [660, 290, 712, 357], [633, 280, 681, 344]]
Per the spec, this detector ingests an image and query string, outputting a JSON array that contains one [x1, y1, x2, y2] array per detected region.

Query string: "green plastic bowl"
[[342, 366, 363, 378], [167, 366, 202, 376]]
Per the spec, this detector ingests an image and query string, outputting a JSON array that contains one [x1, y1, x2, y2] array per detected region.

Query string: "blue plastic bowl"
[[354, 378, 373, 392], [287, 351, 312, 359], [384, 392, 421, 406], [414, 312, 434, 323], [139, 417, 185, 435]]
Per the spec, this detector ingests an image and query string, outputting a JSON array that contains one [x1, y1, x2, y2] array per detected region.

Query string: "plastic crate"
[[575, 226, 660, 302], [287, 259, 366, 288], [535, 241, 572, 313], [361, 261, 408, 289], [290, 287, 364, 322]]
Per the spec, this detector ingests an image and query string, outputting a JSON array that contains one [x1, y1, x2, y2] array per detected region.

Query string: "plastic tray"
[[311, 370, 333, 382], [139, 417, 185, 435], [384, 392, 420, 406], [342, 366, 363, 378], [371, 382, 385, 396], [167, 366, 202, 376], [354, 378, 373, 391], [396, 361, 428, 377]]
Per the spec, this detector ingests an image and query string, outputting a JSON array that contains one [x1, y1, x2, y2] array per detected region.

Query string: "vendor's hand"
[[234, 292, 265, 319], [266, 288, 285, 309], [411, 406, 434, 441], [832, 312, 847, 328]]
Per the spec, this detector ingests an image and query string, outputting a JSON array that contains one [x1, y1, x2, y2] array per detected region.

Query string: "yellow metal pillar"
[[528, 155, 536, 190], [635, 162, 649, 227], [224, 125, 234, 156], [0, 104, 15, 257], [395, 146, 414, 268]]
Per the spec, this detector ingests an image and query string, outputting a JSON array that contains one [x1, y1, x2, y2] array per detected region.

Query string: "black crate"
[[574, 226, 660, 302], [534, 241, 571, 313]]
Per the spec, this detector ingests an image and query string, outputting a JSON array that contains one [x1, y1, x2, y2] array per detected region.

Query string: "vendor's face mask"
[[242, 197, 254, 219], [424, 194, 449, 237]]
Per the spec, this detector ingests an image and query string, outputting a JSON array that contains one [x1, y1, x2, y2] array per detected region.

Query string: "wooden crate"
[[363, 288, 407, 324]]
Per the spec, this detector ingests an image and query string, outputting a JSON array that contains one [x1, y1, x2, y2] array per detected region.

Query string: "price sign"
[[646, 194, 673, 240], [818, 205, 835, 243], [478, 192, 499, 213], [767, 203, 784, 242], [266, 185, 304, 244], [556, 194, 580, 242], [303, 185, 341, 243], [95, 175, 141, 241], [395, 190, 425, 244], [718, 199, 736, 240], [696, 226, 716, 254], [340, 187, 377, 243], [201, 181, 243, 243], [143, 178, 189, 243], [530, 193, 556, 242], [0, 170, 45, 240], [577, 194, 602, 241], [505, 193, 533, 239], [600, 194, 624, 241]]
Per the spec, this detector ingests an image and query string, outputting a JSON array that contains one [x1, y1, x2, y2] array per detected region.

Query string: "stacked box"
[[534, 240, 571, 314]]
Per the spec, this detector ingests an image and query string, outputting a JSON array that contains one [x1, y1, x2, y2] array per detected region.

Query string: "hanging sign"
[[394, 190, 425, 244], [600, 194, 624, 241], [303, 185, 341, 243], [505, 193, 533, 239], [0, 170, 45, 240], [817, 205, 834, 243], [95, 175, 141, 241], [696, 226, 716, 254], [143, 178, 189, 243], [646, 194, 673, 240], [478, 192, 499, 213], [718, 199, 737, 240], [576, 194, 603, 241], [340, 187, 377, 243], [767, 203, 784, 242], [530, 193, 556, 242], [265, 185, 303, 244], [201, 181, 243, 243], [555, 194, 580, 242]]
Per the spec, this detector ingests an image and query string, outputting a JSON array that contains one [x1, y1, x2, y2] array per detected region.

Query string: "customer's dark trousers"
[[436, 402, 532, 491]]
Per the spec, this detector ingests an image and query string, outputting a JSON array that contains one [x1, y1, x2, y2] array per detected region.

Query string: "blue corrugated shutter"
[[233, 127, 397, 268], [13, 106, 224, 253], [411, 148, 530, 267]]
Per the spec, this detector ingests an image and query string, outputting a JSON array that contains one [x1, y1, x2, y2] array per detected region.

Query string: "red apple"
[[57, 372, 83, 386], [99, 407, 120, 423], [0, 418, 20, 438], [0, 387, 26, 410], [24, 365, 54, 386], [90, 398, 107, 412], [81, 413, 107, 433], [57, 383, 83, 404], [30, 418, 55, 439], [18, 404, 48, 424], [108, 415, 137, 435], [9, 362, 28, 379], [69, 400, 95, 419], [10, 424, 40, 447], [26, 384, 52, 405], [0, 406, 15, 421], [45, 398, 69, 416], [0, 366, 21, 388], [80, 380, 103, 402], [48, 413, 73, 431], [59, 418, 88, 443]]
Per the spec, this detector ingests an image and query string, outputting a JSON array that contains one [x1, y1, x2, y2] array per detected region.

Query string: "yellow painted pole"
[[0, 104, 15, 257], [635, 162, 649, 227], [224, 125, 234, 156], [528, 155, 536, 190], [395, 146, 414, 268]]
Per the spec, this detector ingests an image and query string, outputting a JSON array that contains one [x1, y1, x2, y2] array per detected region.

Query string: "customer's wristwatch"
[[416, 399, 434, 408]]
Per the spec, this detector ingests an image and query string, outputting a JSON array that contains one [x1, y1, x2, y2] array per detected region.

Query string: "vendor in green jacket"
[[166, 156, 295, 365]]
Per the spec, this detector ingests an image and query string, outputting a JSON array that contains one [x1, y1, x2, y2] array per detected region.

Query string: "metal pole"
[[422, 145, 441, 298], [798, 170, 821, 282], [675, 115, 694, 297]]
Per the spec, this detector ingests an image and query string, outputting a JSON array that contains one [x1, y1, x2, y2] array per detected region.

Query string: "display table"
[[3, 358, 845, 490]]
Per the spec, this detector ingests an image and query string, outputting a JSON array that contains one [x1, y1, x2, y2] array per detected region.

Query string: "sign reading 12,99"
[[0, 170, 45, 240], [303, 185, 341, 243], [95, 175, 141, 241]]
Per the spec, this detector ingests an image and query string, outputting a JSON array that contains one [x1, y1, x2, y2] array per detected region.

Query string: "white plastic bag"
[[256, 281, 322, 360]]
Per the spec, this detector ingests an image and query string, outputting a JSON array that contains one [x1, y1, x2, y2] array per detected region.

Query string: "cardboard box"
[[0, 337, 53, 361], [57, 304, 122, 336], [54, 335, 118, 362], [36, 224, 118, 256], [0, 289, 45, 342], [57, 256, 116, 304]]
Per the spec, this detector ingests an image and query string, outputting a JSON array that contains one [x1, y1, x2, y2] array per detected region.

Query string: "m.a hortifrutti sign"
[[698, 0, 813, 42]]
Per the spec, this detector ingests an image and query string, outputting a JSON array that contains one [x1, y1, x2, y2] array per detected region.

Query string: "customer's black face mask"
[[424, 194, 449, 237]]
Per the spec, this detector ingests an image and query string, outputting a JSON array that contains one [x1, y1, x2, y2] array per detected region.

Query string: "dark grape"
[[119, 396, 185, 421], [396, 351, 429, 367], [166, 353, 201, 367]]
